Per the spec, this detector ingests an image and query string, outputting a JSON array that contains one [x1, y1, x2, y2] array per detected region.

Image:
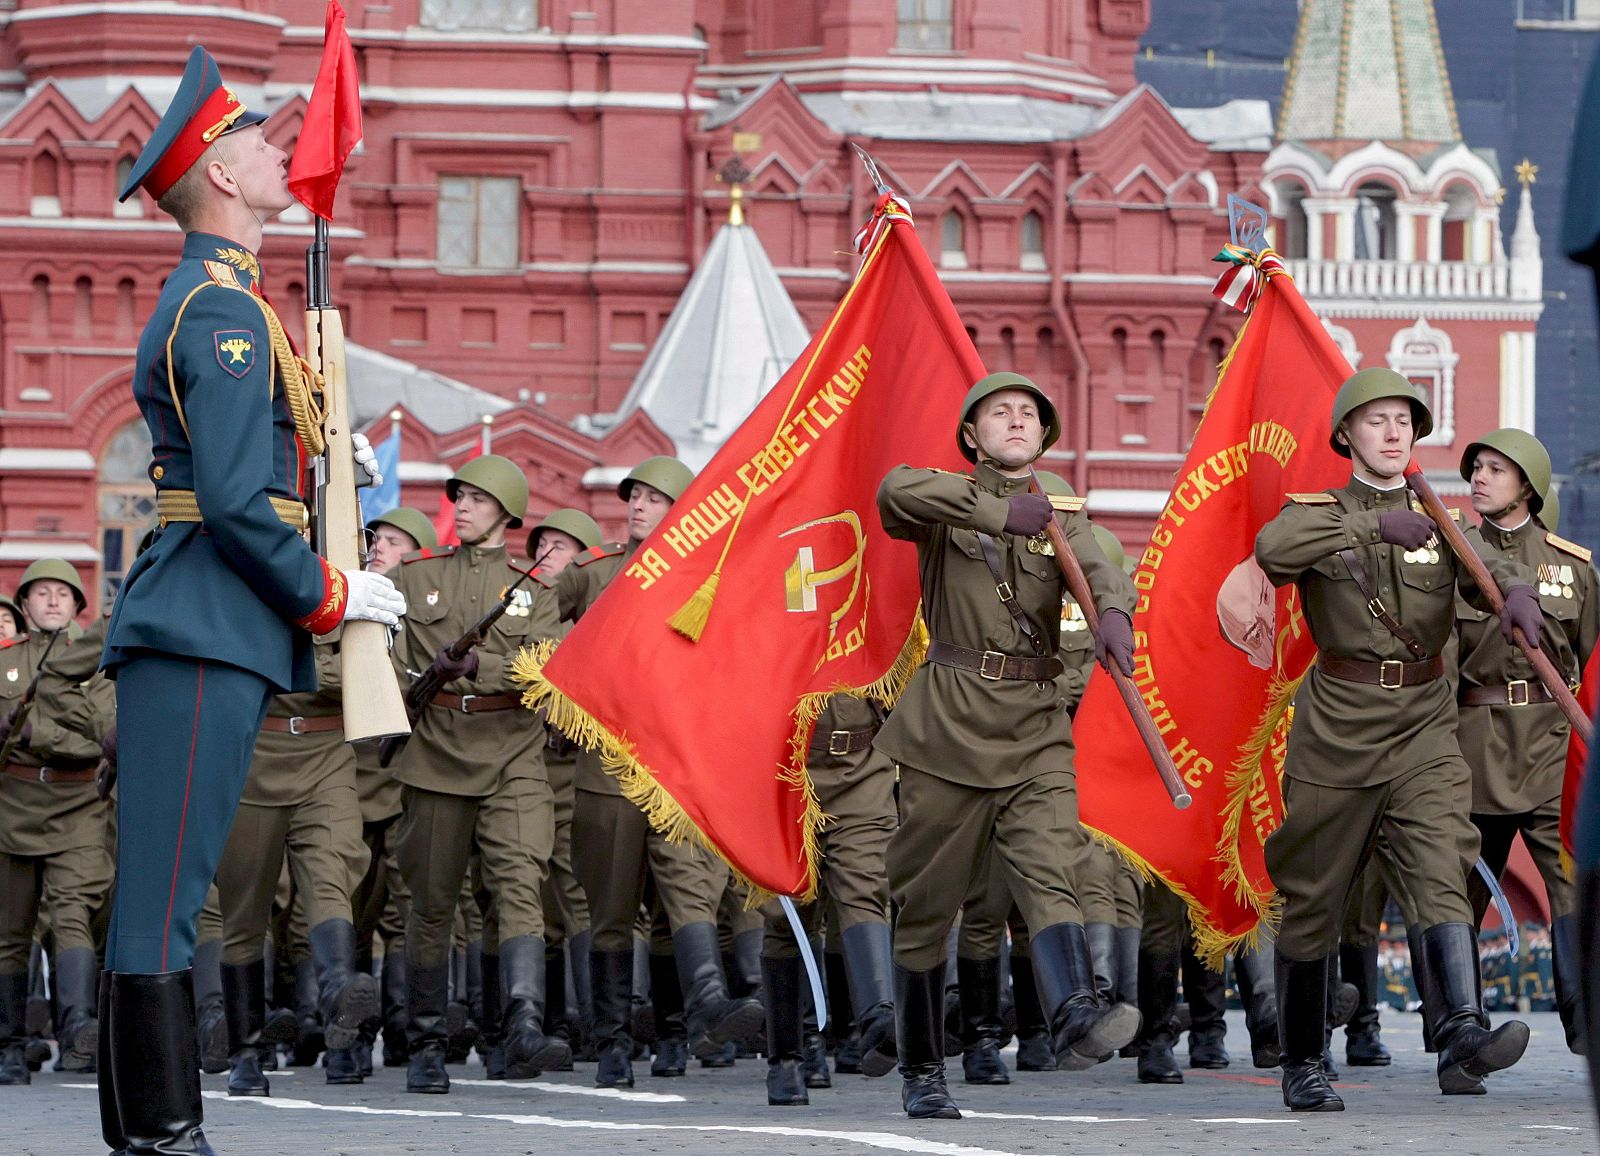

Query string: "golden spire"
[[717, 153, 754, 228], [1515, 158, 1538, 187]]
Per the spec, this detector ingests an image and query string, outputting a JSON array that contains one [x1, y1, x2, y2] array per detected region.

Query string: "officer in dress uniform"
[[100, 47, 403, 1154], [353, 508, 436, 1070], [0, 561, 115, 1082], [1454, 429, 1598, 1053], [524, 509, 603, 1061], [387, 455, 566, 1095], [1254, 369, 1535, 1111], [558, 456, 763, 1089], [875, 373, 1140, 1120]]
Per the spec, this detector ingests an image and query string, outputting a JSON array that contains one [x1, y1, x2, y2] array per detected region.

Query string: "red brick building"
[[0, 1, 1528, 615]]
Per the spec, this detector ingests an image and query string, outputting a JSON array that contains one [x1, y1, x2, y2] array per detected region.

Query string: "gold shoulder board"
[[1286, 492, 1338, 504], [1047, 495, 1087, 513], [1547, 532, 1593, 564], [202, 260, 244, 290]]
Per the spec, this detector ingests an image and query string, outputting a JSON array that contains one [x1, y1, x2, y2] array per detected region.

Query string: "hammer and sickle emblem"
[[780, 511, 867, 640], [221, 337, 252, 364]]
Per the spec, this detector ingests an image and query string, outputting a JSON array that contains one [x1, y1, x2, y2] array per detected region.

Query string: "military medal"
[[1061, 603, 1087, 632], [426, 590, 439, 606], [1027, 534, 1054, 556], [4, 668, 14, 682]]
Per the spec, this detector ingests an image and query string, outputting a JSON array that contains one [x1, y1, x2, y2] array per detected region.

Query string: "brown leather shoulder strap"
[[1336, 546, 1429, 660], [975, 531, 1051, 657]]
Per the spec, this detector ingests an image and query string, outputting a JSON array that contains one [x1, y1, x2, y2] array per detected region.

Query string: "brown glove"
[[1095, 608, 1136, 676], [1500, 584, 1542, 649], [1377, 509, 1436, 550], [1003, 493, 1053, 536]]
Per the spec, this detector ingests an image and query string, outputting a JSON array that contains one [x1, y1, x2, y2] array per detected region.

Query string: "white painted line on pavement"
[[963, 1111, 1141, 1124], [450, 1077, 686, 1103], [1523, 1124, 1582, 1131], [209, 1095, 1055, 1155], [1193, 1118, 1302, 1124]]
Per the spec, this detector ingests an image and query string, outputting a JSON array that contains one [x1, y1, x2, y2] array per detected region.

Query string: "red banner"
[[514, 203, 980, 898], [1075, 256, 1353, 960], [1561, 647, 1599, 874], [288, 0, 363, 222]]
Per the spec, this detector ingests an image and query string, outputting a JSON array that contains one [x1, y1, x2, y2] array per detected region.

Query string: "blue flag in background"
[[359, 433, 400, 523]]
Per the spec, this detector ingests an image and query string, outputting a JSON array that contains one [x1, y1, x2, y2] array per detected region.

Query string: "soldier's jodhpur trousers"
[[889, 767, 1091, 972], [1266, 758, 1478, 961], [105, 655, 272, 974]]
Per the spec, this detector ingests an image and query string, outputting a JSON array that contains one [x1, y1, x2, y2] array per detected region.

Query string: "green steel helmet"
[[367, 507, 439, 553], [15, 558, 86, 613], [1458, 428, 1552, 516], [1090, 523, 1126, 571], [1538, 487, 1561, 533], [446, 454, 529, 529], [1033, 469, 1073, 497], [527, 508, 604, 557], [618, 455, 693, 503], [0, 595, 20, 633], [957, 372, 1060, 464], [1329, 368, 1433, 456]]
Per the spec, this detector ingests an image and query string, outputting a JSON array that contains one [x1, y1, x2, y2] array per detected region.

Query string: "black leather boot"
[[762, 955, 808, 1105], [111, 970, 217, 1154], [97, 973, 126, 1156], [800, 983, 831, 1090], [500, 935, 572, 1077], [592, 949, 635, 1088], [191, 939, 228, 1075], [445, 941, 482, 1065], [544, 941, 574, 1069], [1276, 952, 1342, 1111], [1552, 914, 1586, 1055], [568, 931, 595, 1061], [1341, 941, 1390, 1066], [1086, 922, 1117, 1003], [1234, 940, 1281, 1068], [1009, 953, 1053, 1071], [1113, 926, 1141, 1057], [290, 956, 324, 1068], [52, 946, 100, 1072], [1134, 945, 1183, 1084], [649, 951, 688, 1076], [957, 955, 1009, 1084], [404, 960, 451, 1094], [840, 921, 896, 1077], [1407, 924, 1437, 1052], [894, 962, 960, 1119], [825, 948, 858, 1072], [1031, 922, 1140, 1070], [380, 950, 408, 1067], [1424, 922, 1529, 1095], [478, 948, 504, 1077], [1183, 945, 1229, 1069], [1579, 868, 1600, 1102], [0, 970, 30, 1084], [673, 922, 764, 1061], [221, 960, 272, 1096], [309, 919, 380, 1056]]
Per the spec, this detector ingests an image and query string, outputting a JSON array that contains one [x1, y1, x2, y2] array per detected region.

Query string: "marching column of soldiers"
[[4, 46, 1595, 1155]]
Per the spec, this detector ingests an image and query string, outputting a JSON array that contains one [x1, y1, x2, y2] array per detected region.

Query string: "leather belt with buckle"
[[810, 725, 879, 757], [1460, 680, 1557, 708], [260, 714, 345, 735], [4, 762, 97, 784], [430, 691, 522, 713], [1317, 654, 1445, 689], [926, 640, 1063, 682]]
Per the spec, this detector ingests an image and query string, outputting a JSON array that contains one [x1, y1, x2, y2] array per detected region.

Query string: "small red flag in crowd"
[[288, 0, 363, 222]]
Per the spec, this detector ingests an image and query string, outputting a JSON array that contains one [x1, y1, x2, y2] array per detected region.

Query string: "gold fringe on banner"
[[666, 571, 720, 642], [512, 618, 929, 905]]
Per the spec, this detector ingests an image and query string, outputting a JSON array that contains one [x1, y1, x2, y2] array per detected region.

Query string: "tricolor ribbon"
[[853, 192, 914, 255], [1211, 243, 1287, 314]]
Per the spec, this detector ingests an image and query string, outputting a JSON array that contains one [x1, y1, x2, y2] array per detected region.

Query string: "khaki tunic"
[[390, 544, 557, 797], [1456, 519, 1599, 814], [556, 542, 628, 798], [873, 464, 1134, 787]]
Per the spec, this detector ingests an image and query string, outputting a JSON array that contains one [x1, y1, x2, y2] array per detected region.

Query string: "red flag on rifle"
[[513, 197, 979, 899], [289, 0, 362, 222]]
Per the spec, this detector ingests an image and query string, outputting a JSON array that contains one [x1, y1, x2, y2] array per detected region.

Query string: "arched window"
[[1274, 180, 1309, 259], [1440, 182, 1477, 262], [1321, 319, 1362, 368], [941, 211, 968, 269], [1020, 211, 1046, 271], [73, 276, 93, 338], [31, 152, 61, 218], [114, 157, 143, 218], [99, 419, 156, 604], [1353, 181, 1398, 260], [1387, 318, 1457, 446]]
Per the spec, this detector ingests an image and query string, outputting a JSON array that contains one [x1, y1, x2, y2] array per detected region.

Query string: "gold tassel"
[[667, 571, 721, 642]]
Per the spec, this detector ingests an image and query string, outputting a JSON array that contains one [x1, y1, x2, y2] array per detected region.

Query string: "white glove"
[[352, 432, 381, 489], [343, 569, 406, 626]]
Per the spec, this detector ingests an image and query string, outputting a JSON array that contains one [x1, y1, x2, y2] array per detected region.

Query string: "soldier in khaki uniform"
[[0, 560, 115, 1082], [353, 507, 437, 1071], [0, 597, 18, 641], [213, 634, 376, 1095], [389, 455, 566, 1094], [1454, 430, 1598, 1054], [559, 457, 762, 1088], [761, 693, 898, 1105], [525, 509, 602, 1062], [875, 373, 1140, 1120], [1255, 369, 1536, 1111]]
